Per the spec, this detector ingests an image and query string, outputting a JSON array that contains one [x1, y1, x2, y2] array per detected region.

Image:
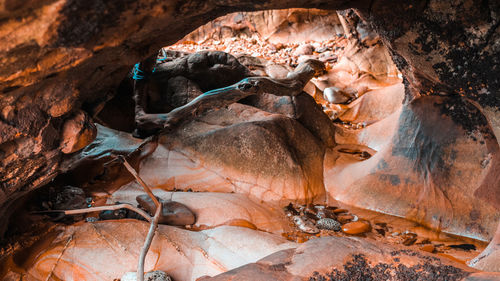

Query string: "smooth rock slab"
[[109, 184, 292, 234], [203, 236, 477, 281], [20, 220, 295, 281]]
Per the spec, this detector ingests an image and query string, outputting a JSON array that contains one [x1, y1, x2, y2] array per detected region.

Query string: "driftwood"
[[119, 156, 162, 281], [134, 59, 326, 135]]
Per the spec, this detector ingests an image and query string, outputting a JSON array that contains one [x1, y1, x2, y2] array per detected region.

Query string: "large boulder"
[[139, 102, 327, 204]]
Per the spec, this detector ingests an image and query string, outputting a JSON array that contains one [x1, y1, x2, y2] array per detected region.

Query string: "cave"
[[0, 1, 499, 280]]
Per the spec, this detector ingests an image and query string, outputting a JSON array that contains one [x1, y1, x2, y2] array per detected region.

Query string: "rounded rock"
[[316, 218, 341, 231], [341, 221, 371, 235]]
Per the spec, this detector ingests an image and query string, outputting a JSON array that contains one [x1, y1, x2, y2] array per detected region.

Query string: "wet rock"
[[48, 185, 87, 211], [59, 110, 97, 154], [316, 218, 341, 231], [136, 194, 196, 226], [99, 209, 128, 220], [341, 221, 370, 235]]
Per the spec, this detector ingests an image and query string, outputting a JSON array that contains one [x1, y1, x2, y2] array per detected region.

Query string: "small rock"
[[318, 51, 337, 62], [342, 221, 371, 235], [420, 244, 435, 253], [297, 55, 317, 64], [332, 208, 348, 214], [323, 87, 351, 104], [121, 270, 172, 281], [402, 233, 418, 246], [293, 215, 319, 234], [316, 218, 341, 231], [315, 46, 331, 53], [337, 214, 354, 224], [99, 209, 127, 220], [293, 44, 314, 56], [136, 195, 196, 226]]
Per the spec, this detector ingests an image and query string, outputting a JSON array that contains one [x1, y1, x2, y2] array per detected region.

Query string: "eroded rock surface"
[[139, 102, 326, 204], [10, 221, 295, 281], [325, 96, 500, 242], [202, 236, 476, 281]]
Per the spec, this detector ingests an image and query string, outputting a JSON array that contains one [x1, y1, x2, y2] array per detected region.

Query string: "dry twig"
[[118, 155, 162, 281]]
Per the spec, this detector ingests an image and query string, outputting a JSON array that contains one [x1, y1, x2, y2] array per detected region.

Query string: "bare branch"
[[119, 156, 163, 281]]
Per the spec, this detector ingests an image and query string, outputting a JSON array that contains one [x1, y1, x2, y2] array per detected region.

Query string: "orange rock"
[[337, 214, 354, 223], [333, 208, 348, 214], [420, 244, 435, 253], [222, 219, 258, 230], [341, 221, 370, 235]]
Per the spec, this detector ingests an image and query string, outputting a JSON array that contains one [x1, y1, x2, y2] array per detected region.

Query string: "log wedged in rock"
[[134, 58, 326, 137]]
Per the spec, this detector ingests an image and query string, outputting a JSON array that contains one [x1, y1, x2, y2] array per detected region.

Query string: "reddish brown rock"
[[341, 221, 370, 235], [138, 103, 327, 204], [204, 236, 476, 280], [325, 96, 500, 241], [59, 110, 97, 154]]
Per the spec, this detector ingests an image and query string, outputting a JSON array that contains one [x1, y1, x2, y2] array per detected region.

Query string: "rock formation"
[[0, 0, 499, 278]]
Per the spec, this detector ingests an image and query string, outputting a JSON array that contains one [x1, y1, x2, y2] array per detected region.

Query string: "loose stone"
[[341, 221, 371, 235], [316, 218, 341, 231]]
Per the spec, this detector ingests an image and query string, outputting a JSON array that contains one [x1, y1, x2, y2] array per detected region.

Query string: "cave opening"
[[1, 2, 499, 281]]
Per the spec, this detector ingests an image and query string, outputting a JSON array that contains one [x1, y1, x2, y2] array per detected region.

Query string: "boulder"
[[138, 103, 326, 204]]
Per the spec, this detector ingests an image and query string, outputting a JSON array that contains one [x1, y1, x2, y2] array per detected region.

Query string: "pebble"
[[293, 44, 314, 56], [99, 209, 127, 220], [316, 218, 341, 231], [341, 221, 371, 235], [420, 244, 435, 253], [293, 215, 319, 234], [337, 214, 354, 224], [121, 270, 172, 281], [297, 55, 318, 64], [333, 208, 348, 214]]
